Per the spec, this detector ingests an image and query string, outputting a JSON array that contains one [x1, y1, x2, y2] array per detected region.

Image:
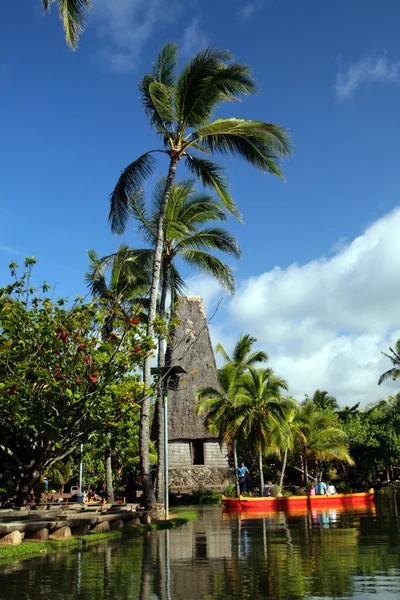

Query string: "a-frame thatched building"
[[167, 296, 230, 492]]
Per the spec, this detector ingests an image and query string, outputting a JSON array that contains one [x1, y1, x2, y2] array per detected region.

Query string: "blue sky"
[[2, 0, 400, 404]]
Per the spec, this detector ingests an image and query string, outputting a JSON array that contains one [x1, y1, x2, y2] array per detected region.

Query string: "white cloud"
[[197, 207, 400, 406], [93, 0, 183, 71], [335, 53, 400, 100], [0, 245, 24, 256], [180, 17, 209, 58], [237, 1, 264, 23]]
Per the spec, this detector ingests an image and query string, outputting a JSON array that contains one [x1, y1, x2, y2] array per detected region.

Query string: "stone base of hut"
[[169, 467, 232, 494]]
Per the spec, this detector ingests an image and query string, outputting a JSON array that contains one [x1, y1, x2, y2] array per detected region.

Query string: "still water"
[[1, 496, 400, 599]]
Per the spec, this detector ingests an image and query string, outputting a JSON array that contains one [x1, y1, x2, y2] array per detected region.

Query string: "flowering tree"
[[0, 259, 153, 505]]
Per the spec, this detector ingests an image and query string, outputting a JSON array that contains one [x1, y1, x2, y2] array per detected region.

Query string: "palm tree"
[[310, 390, 339, 412], [42, 0, 92, 49], [295, 401, 354, 485], [109, 43, 292, 508], [379, 339, 400, 385], [216, 333, 268, 370], [85, 246, 150, 503], [196, 364, 243, 495], [236, 368, 288, 492], [268, 397, 300, 488], [203, 334, 268, 494], [105, 181, 241, 502]]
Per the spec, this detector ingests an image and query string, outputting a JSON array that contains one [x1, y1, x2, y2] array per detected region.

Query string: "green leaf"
[[109, 153, 157, 235], [184, 155, 242, 221]]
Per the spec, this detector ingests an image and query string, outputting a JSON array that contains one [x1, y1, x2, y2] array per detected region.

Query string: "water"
[[1, 496, 400, 599]]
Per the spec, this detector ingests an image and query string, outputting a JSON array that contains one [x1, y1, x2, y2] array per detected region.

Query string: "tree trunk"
[[141, 156, 179, 510], [279, 447, 288, 489], [304, 455, 309, 487], [233, 440, 240, 496], [258, 448, 264, 494], [15, 468, 40, 507], [105, 445, 114, 504], [155, 262, 171, 504]]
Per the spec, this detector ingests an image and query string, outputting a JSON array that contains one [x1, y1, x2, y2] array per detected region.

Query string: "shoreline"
[[0, 510, 198, 566]]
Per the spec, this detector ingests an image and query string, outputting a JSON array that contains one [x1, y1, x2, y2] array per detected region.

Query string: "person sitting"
[[263, 481, 271, 497], [327, 483, 337, 495], [314, 479, 327, 495], [270, 482, 282, 497], [309, 486, 316, 496]]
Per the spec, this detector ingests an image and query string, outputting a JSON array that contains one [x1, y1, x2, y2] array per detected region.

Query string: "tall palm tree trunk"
[[258, 448, 264, 494], [105, 444, 114, 504], [279, 447, 288, 489], [233, 440, 240, 496], [141, 156, 179, 510], [155, 263, 171, 503]]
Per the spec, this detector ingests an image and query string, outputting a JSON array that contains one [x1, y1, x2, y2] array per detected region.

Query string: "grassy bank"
[[0, 510, 198, 565]]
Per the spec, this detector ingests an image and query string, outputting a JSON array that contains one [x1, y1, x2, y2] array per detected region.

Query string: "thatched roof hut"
[[167, 296, 218, 441]]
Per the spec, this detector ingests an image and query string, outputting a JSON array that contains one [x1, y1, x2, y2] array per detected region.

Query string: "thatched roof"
[[167, 296, 218, 441]]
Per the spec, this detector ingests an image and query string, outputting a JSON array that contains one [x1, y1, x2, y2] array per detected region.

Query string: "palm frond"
[[378, 367, 400, 385], [180, 249, 236, 294], [178, 194, 227, 227], [175, 47, 256, 128], [153, 42, 178, 86], [192, 118, 292, 177], [48, 0, 92, 50], [128, 189, 156, 246], [168, 263, 187, 308], [184, 155, 241, 221], [215, 343, 230, 362], [176, 228, 241, 259], [109, 153, 157, 235], [148, 81, 175, 125]]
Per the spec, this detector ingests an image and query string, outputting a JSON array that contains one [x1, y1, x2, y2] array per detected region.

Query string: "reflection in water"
[[1, 499, 400, 599]]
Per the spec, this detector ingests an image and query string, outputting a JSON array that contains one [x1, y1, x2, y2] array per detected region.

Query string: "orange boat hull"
[[221, 489, 375, 511]]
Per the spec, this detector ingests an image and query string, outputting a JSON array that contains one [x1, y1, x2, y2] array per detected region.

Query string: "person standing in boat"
[[236, 461, 249, 493]]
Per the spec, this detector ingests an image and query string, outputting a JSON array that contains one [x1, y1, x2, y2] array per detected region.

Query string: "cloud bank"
[[335, 54, 400, 100], [189, 207, 400, 406]]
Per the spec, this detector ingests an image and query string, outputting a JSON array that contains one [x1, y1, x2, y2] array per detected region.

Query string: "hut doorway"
[[192, 440, 205, 465]]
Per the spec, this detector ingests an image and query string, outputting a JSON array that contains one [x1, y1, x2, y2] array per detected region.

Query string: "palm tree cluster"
[[86, 42, 291, 509], [197, 336, 354, 494]]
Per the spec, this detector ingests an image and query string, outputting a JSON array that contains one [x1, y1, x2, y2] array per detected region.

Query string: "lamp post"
[[152, 365, 187, 520]]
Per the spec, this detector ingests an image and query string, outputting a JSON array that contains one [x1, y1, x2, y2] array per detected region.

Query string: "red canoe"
[[221, 489, 375, 511]]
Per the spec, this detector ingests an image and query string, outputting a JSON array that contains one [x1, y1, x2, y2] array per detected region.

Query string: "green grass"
[[0, 509, 198, 565]]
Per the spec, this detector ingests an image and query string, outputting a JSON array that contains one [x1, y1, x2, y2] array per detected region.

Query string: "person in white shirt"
[[327, 483, 337, 495]]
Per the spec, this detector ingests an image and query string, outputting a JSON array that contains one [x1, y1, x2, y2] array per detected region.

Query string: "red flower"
[[76, 376, 81, 383], [89, 375, 98, 383], [107, 333, 118, 343], [9, 385, 17, 394], [134, 346, 141, 352], [132, 317, 140, 325], [83, 357, 92, 365], [54, 350, 61, 356]]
